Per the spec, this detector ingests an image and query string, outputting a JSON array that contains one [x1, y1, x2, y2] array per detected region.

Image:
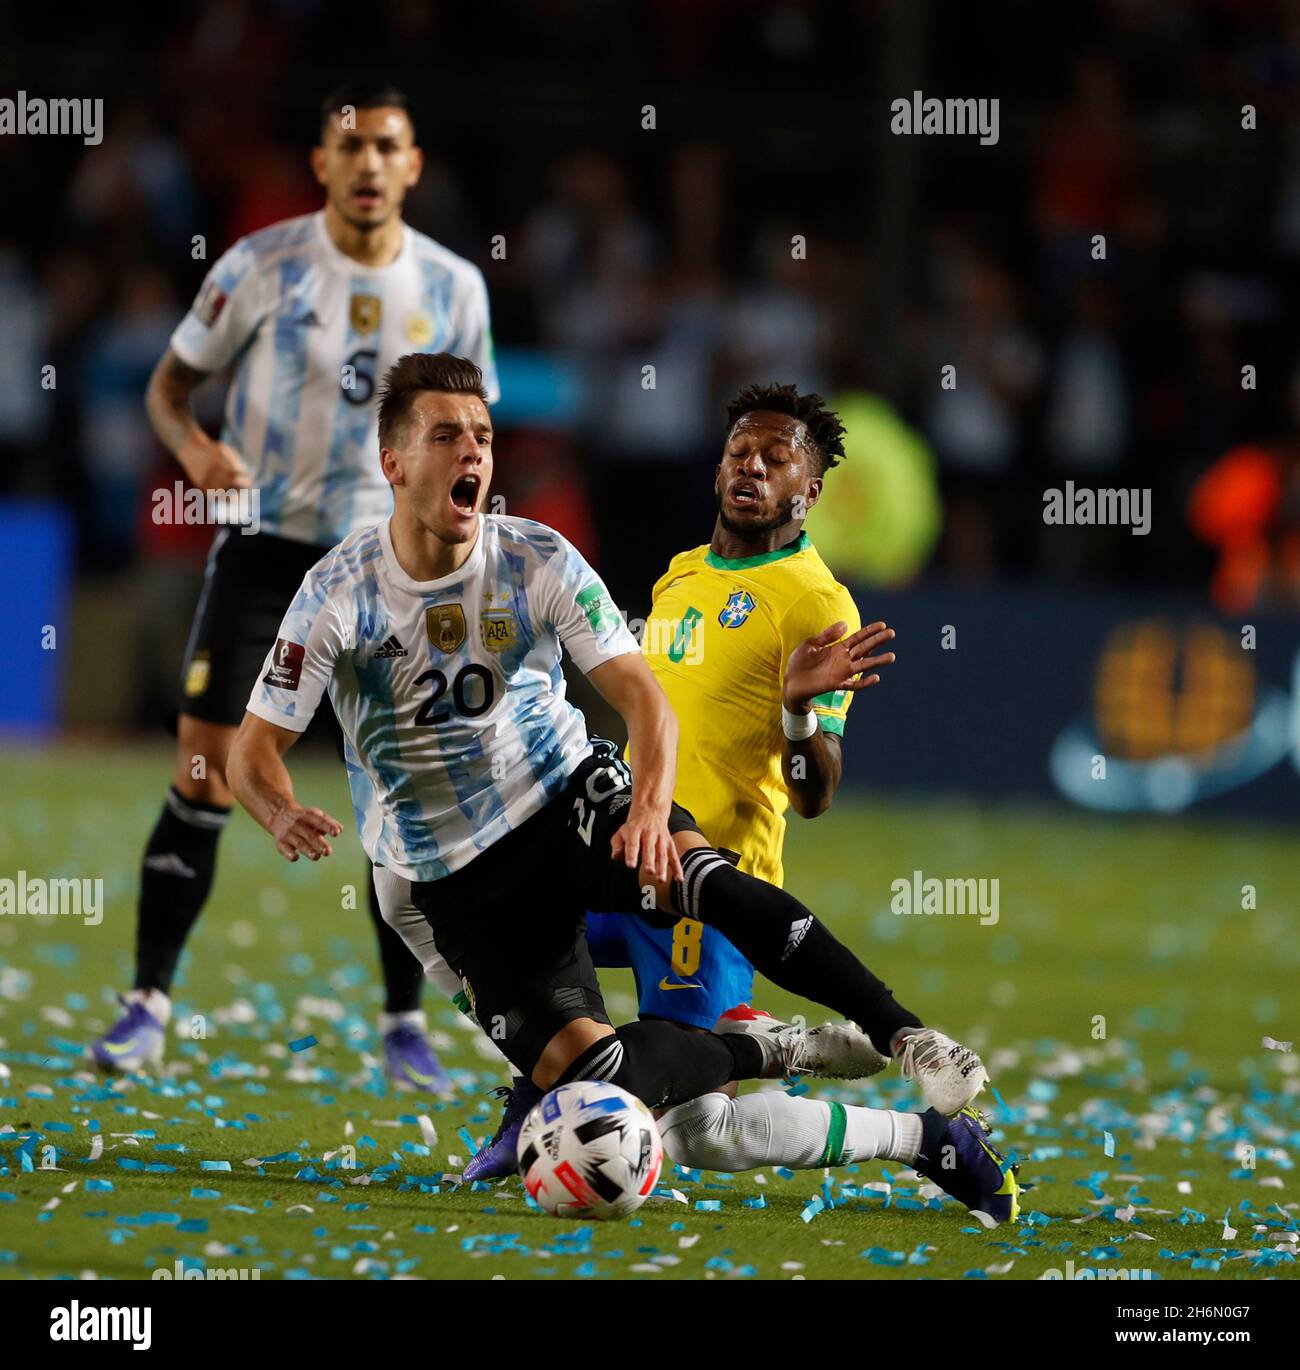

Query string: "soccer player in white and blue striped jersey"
[[92, 84, 497, 1085], [221, 354, 965, 1129]]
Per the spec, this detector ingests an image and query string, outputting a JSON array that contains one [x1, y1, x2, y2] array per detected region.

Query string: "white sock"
[[659, 1090, 923, 1172], [125, 988, 171, 1026], [378, 1009, 427, 1035]]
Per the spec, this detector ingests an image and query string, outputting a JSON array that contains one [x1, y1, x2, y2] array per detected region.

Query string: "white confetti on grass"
[[87, 1134, 103, 1162], [1262, 1036, 1293, 1052], [418, 1115, 438, 1149]]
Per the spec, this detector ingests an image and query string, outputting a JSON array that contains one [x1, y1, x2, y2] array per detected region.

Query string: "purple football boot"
[[383, 1023, 454, 1094], [913, 1105, 1023, 1225], [463, 1078, 544, 1181], [91, 994, 167, 1072]]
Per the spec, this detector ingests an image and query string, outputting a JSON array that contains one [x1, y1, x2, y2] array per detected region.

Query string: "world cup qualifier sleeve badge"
[[426, 604, 467, 653]]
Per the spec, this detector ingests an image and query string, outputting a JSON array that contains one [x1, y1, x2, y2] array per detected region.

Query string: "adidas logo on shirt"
[[372, 635, 408, 659]]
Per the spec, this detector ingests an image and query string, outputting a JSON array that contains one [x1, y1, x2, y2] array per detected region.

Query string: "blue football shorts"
[[585, 910, 755, 1030]]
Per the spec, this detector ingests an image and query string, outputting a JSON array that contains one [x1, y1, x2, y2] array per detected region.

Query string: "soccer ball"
[[517, 1080, 663, 1220]]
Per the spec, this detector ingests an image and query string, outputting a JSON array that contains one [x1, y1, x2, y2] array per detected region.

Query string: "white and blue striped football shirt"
[[172, 211, 498, 547], [246, 514, 639, 882]]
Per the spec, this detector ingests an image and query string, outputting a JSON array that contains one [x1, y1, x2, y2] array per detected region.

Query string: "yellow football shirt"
[[642, 531, 859, 888]]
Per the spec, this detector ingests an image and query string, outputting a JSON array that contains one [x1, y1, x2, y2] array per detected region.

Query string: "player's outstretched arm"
[[586, 653, 685, 885], [145, 346, 250, 493], [781, 619, 896, 818], [227, 712, 343, 863]]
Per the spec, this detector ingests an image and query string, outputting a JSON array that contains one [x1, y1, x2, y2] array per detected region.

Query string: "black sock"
[[366, 867, 424, 1014], [675, 848, 923, 1055], [135, 788, 230, 993], [556, 1021, 764, 1110]]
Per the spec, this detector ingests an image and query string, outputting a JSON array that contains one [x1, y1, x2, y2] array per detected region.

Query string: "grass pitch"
[[0, 741, 1296, 1281]]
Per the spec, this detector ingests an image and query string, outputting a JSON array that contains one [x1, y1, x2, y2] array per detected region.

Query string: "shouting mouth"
[[351, 184, 384, 211], [449, 473, 481, 517]]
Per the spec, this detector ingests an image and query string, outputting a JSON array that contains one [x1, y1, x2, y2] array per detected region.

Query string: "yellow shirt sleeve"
[[778, 583, 862, 737]]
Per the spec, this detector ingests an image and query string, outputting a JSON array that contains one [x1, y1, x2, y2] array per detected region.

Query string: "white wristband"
[[782, 704, 819, 741]]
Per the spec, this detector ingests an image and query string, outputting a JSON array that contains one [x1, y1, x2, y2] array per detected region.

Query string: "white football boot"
[[716, 1005, 890, 1080], [894, 1027, 988, 1115]]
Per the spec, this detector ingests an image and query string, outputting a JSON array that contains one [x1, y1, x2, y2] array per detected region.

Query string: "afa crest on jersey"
[[718, 589, 757, 628], [481, 608, 517, 653]]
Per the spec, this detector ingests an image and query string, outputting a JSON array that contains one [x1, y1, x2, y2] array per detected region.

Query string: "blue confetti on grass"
[[800, 1196, 826, 1224], [288, 1036, 317, 1053]]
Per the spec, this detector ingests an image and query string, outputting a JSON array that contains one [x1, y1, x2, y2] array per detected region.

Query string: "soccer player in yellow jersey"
[[642, 419, 878, 891], [462, 385, 1020, 1220]]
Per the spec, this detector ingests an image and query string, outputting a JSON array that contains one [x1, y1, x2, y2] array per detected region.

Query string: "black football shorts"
[[178, 529, 332, 727], [408, 740, 702, 1074]]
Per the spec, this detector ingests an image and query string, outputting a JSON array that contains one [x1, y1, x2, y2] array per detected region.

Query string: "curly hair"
[[724, 382, 847, 475]]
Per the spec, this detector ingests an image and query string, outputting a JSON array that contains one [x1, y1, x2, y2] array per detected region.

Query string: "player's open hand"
[[611, 808, 685, 885], [270, 805, 343, 862], [782, 620, 896, 713]]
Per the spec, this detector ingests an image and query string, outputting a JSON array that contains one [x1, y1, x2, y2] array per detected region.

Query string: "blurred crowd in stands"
[[4, 0, 1300, 649]]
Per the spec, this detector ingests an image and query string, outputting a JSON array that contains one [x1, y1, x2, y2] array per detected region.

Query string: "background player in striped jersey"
[[91, 84, 498, 1088]]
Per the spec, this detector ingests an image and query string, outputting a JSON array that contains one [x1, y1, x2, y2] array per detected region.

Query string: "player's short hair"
[[725, 382, 847, 475], [319, 82, 414, 139], [378, 353, 488, 447]]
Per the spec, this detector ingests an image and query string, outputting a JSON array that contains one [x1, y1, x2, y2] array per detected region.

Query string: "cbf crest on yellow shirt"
[[642, 531, 860, 888]]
